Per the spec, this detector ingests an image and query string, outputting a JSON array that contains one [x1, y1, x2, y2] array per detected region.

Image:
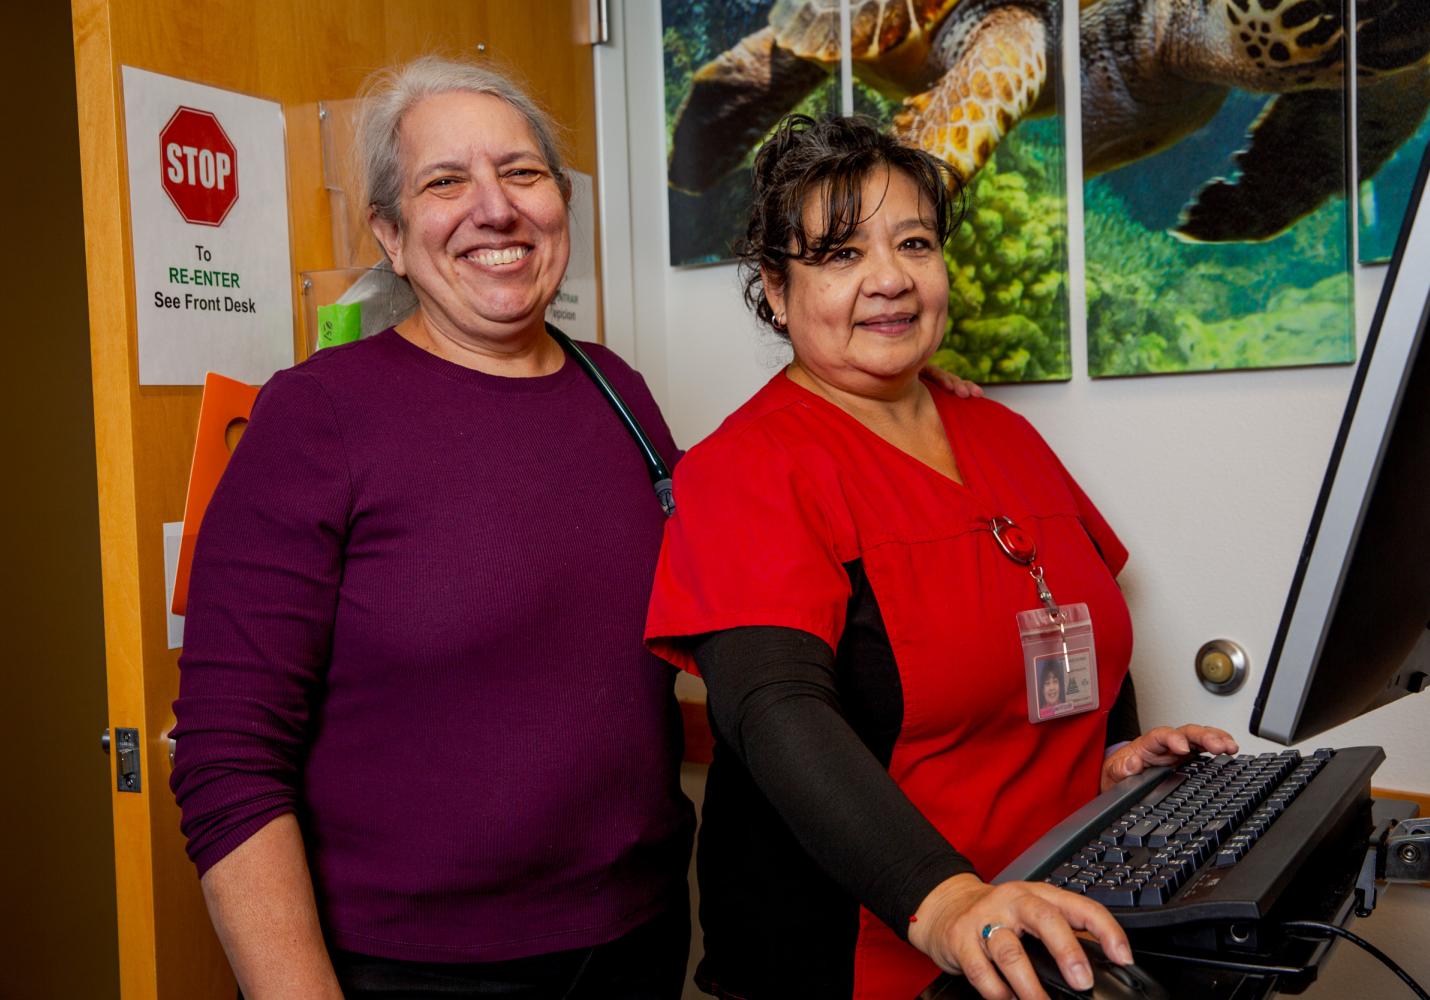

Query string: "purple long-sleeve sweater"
[[170, 328, 694, 963]]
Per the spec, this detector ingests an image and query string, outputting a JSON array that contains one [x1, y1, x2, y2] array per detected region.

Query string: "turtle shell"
[[769, 0, 960, 63]]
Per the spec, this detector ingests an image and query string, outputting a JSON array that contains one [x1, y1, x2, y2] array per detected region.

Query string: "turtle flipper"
[[1357, 61, 1430, 183], [668, 26, 829, 194], [1355, 0, 1430, 77], [893, 6, 1049, 182], [1175, 89, 1347, 242]]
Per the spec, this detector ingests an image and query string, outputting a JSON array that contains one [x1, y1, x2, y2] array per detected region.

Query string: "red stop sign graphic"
[[159, 106, 238, 226]]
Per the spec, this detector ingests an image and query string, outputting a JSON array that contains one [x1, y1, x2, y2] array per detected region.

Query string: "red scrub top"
[[647, 373, 1133, 1000]]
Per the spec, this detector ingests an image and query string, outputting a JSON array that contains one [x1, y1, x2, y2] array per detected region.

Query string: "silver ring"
[[981, 922, 1008, 942]]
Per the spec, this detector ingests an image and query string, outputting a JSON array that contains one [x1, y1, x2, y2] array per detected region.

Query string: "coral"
[[1172, 274, 1354, 369], [938, 141, 1072, 383], [1087, 266, 1353, 375], [1085, 179, 1355, 376]]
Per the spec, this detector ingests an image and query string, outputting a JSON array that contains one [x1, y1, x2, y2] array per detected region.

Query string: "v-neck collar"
[[775, 371, 978, 496]]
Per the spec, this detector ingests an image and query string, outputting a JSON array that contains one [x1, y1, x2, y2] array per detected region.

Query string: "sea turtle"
[[1081, 0, 1430, 241], [667, 0, 1061, 193]]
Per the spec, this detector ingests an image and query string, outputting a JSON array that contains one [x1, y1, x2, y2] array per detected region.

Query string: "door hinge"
[[590, 0, 609, 44]]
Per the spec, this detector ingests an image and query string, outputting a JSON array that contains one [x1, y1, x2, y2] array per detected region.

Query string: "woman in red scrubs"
[[645, 115, 1238, 1000]]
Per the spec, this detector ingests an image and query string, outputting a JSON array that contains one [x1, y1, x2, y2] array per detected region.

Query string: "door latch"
[[115, 727, 141, 793]]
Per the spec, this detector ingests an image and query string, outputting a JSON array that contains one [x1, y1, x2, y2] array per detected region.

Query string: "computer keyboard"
[[995, 746, 1385, 945]]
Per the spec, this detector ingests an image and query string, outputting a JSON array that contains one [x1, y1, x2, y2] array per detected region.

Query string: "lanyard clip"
[[1031, 566, 1061, 619]]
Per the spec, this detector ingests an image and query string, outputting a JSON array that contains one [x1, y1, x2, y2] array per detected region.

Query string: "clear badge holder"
[[1018, 603, 1099, 723]]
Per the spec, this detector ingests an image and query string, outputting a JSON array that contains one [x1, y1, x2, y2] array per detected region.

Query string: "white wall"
[[602, 0, 1427, 792]]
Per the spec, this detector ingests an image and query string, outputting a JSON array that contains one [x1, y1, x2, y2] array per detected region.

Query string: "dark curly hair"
[[735, 114, 967, 336]]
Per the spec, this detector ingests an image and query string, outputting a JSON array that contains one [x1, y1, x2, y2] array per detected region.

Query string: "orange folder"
[[171, 372, 261, 617]]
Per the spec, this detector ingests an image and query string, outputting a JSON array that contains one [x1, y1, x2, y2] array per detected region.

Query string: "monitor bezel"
[[1250, 137, 1430, 744]]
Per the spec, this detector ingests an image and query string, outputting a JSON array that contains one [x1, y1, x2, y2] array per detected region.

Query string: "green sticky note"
[[316, 302, 361, 350]]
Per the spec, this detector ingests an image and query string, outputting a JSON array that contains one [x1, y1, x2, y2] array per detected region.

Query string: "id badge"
[[1017, 602, 1099, 723]]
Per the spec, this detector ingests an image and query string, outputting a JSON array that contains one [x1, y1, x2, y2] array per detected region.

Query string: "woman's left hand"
[[922, 365, 984, 398], [1101, 725, 1240, 791]]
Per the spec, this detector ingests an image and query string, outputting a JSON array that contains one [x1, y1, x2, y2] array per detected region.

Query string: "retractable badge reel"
[[989, 516, 1100, 723]]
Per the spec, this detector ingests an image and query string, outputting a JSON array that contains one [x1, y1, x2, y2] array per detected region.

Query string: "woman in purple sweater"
[[169, 57, 696, 999]]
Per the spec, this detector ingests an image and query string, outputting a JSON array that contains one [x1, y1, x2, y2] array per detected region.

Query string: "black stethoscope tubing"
[[547, 322, 675, 516]]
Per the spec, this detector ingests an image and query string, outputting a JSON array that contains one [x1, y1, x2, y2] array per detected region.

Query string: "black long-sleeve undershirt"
[[695, 626, 972, 937], [694, 625, 1142, 938], [1107, 668, 1142, 747]]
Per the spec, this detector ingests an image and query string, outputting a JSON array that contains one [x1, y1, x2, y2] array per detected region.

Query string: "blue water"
[[1360, 113, 1430, 263]]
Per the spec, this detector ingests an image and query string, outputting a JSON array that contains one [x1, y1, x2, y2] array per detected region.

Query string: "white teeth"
[[468, 246, 530, 266]]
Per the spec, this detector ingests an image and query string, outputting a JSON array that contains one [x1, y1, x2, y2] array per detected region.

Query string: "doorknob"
[[100, 728, 110, 754]]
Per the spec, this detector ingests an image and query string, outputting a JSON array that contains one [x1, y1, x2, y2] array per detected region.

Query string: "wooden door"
[[70, 3, 599, 997]]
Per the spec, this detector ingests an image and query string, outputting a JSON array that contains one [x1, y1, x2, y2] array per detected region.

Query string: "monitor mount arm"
[[1388, 627, 1430, 699], [1354, 802, 1429, 917]]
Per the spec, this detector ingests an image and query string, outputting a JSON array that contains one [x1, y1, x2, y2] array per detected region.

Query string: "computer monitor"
[[1249, 140, 1430, 746]]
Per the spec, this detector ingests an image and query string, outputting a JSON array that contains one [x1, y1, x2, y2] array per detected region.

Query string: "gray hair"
[[356, 55, 571, 230]]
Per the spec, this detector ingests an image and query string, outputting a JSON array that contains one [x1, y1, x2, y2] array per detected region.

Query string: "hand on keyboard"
[[908, 871, 1134, 998], [1102, 724, 1240, 792]]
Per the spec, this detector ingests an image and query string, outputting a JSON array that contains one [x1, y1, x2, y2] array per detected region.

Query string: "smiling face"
[[371, 90, 570, 352], [1042, 668, 1062, 706], [766, 166, 949, 400]]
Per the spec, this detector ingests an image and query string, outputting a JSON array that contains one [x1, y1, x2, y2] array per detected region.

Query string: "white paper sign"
[[162, 521, 185, 649], [546, 169, 598, 344], [122, 67, 295, 385]]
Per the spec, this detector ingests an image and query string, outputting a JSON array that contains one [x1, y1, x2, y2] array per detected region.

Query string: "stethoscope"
[[546, 323, 675, 516]]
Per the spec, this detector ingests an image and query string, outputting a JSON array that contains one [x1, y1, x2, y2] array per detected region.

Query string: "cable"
[[546, 323, 675, 515], [1282, 920, 1429, 999]]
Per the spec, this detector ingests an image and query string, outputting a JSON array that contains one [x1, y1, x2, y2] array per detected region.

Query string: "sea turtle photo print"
[[663, 0, 1429, 379], [1081, 0, 1430, 244], [662, 0, 1077, 382], [1079, 0, 1430, 375]]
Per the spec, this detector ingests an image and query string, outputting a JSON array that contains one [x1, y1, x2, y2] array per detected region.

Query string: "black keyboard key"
[[1124, 819, 1159, 846], [1087, 884, 1139, 907], [1138, 878, 1173, 906], [1215, 844, 1244, 867], [1147, 822, 1179, 847], [1200, 818, 1232, 846], [1155, 864, 1187, 889]]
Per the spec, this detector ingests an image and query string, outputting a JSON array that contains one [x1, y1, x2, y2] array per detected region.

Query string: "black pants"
[[265, 905, 691, 999], [235, 909, 692, 1000]]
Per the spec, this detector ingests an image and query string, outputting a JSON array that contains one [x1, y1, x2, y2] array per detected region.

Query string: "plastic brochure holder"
[[171, 372, 260, 617], [299, 264, 418, 352], [318, 98, 380, 270]]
